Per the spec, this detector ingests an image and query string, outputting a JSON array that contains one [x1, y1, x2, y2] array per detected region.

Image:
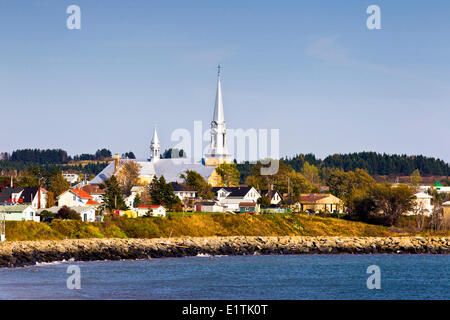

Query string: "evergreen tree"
[[100, 176, 128, 211]]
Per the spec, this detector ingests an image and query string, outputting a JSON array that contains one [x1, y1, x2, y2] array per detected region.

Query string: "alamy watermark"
[[66, 265, 81, 290], [366, 265, 381, 289], [170, 121, 280, 175]]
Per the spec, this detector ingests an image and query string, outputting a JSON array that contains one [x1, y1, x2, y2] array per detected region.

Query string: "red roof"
[[86, 199, 100, 205], [59, 188, 93, 199], [300, 193, 328, 203]]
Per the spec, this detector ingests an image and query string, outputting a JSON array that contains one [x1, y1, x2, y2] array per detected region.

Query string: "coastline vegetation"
[[4, 213, 448, 242]]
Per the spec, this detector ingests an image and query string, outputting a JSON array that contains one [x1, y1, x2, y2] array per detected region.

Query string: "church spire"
[[204, 65, 231, 165], [213, 64, 225, 123], [150, 125, 160, 162]]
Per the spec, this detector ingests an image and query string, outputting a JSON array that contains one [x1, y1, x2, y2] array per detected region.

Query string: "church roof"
[[213, 68, 224, 123], [89, 158, 216, 185]]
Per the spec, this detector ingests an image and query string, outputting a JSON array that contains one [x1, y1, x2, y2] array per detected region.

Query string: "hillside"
[[3, 213, 423, 241]]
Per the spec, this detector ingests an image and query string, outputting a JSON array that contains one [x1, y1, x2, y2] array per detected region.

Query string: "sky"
[[0, 0, 449, 163]]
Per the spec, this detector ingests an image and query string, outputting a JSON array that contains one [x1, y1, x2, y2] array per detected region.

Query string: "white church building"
[[89, 67, 232, 187]]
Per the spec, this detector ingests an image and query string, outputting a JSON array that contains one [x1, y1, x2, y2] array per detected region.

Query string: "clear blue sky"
[[1, 1, 449, 162]]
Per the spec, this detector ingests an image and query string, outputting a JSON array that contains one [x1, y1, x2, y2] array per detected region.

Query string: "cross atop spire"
[[217, 64, 221, 77]]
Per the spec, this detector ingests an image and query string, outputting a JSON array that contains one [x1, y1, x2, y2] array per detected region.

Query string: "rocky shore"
[[0, 236, 449, 268]]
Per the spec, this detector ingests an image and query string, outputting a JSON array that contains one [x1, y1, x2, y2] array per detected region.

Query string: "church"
[[89, 67, 232, 187]]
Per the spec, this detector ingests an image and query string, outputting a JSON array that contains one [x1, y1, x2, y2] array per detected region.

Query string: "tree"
[[100, 176, 128, 212], [95, 149, 112, 160], [327, 168, 375, 209], [409, 169, 422, 187], [369, 184, 416, 226], [122, 151, 136, 159], [48, 170, 70, 197], [216, 163, 240, 187], [116, 161, 142, 196], [257, 195, 271, 207], [148, 176, 179, 210], [55, 206, 81, 220], [180, 170, 214, 199], [301, 162, 321, 186], [17, 165, 41, 187], [46, 191, 55, 208], [133, 194, 141, 208], [162, 148, 186, 159], [245, 160, 312, 195], [39, 209, 55, 222]]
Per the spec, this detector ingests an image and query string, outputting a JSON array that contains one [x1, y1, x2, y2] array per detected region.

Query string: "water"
[[0, 254, 448, 300]]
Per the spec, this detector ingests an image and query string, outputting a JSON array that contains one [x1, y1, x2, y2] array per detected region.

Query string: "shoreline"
[[0, 236, 449, 268]]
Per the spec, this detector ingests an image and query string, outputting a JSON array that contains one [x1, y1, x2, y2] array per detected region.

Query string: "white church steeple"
[[150, 125, 160, 162], [204, 65, 232, 165]]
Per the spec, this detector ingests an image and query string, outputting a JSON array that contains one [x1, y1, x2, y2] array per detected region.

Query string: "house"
[[0, 187, 47, 209], [297, 193, 344, 213], [239, 202, 258, 214], [260, 190, 283, 205], [81, 185, 105, 203], [39, 206, 96, 222], [0, 205, 39, 222], [195, 201, 224, 213], [136, 205, 166, 217], [171, 182, 197, 201], [62, 173, 79, 185], [406, 192, 434, 216], [418, 180, 450, 194], [212, 186, 260, 212], [124, 186, 145, 208], [57, 189, 93, 207]]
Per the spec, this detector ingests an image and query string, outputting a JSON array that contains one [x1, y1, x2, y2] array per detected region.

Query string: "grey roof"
[[89, 158, 216, 185], [0, 187, 41, 203], [0, 205, 33, 212], [212, 186, 254, 197]]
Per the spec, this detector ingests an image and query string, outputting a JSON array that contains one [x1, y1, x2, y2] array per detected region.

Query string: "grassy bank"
[[3, 212, 425, 241]]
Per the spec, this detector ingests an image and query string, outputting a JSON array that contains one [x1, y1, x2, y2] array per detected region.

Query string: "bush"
[[55, 206, 81, 220]]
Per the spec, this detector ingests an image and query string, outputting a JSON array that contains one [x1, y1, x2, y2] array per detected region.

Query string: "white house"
[[62, 173, 79, 185], [407, 192, 434, 216], [212, 186, 260, 212], [40, 206, 96, 222], [195, 201, 224, 213], [136, 205, 166, 217], [0, 187, 47, 209], [260, 190, 283, 205], [57, 189, 94, 207], [0, 205, 39, 222], [171, 182, 197, 201]]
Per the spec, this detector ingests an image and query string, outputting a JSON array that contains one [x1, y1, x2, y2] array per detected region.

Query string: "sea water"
[[0, 254, 448, 300]]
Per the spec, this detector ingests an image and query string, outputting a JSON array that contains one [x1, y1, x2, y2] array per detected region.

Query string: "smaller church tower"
[[150, 125, 160, 162]]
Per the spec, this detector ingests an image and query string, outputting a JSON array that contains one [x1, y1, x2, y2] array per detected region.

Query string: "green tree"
[[257, 195, 271, 207], [48, 170, 70, 197], [55, 206, 81, 220], [216, 163, 240, 187], [180, 170, 214, 199], [369, 184, 416, 226], [133, 194, 141, 208], [148, 176, 180, 210], [245, 160, 312, 195], [100, 176, 128, 212], [409, 169, 422, 187]]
